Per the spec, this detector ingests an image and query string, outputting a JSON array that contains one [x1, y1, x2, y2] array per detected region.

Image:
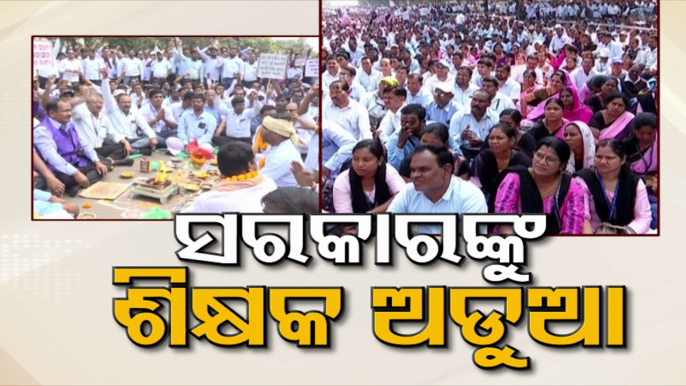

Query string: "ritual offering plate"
[[78, 212, 97, 220], [184, 184, 199, 192], [195, 171, 209, 179], [201, 184, 212, 191], [120, 172, 134, 178], [130, 178, 179, 205], [170, 157, 183, 164], [207, 169, 219, 177]]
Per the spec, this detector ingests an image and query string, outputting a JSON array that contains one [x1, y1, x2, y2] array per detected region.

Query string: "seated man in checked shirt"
[[33, 100, 110, 197]]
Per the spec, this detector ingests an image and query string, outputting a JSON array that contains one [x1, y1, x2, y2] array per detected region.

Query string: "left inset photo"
[[32, 36, 320, 220]]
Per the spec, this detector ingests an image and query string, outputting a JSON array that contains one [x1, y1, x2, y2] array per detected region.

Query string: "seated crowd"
[[320, 1, 658, 234], [32, 38, 320, 218]]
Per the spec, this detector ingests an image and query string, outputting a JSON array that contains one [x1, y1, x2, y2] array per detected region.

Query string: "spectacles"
[[533, 151, 559, 165]]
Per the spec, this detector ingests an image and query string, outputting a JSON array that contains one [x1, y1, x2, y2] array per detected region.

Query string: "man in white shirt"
[[323, 57, 341, 88], [59, 49, 82, 84], [138, 88, 177, 148], [405, 73, 432, 107], [549, 24, 570, 54], [572, 56, 599, 91], [242, 53, 259, 88], [72, 93, 133, 166], [324, 81, 372, 140], [450, 89, 498, 150], [453, 66, 479, 109], [167, 93, 217, 155], [357, 57, 382, 92], [387, 144, 487, 234], [82, 49, 105, 86], [482, 77, 515, 117], [376, 87, 407, 144], [423, 59, 456, 94], [100, 67, 158, 154], [218, 46, 244, 90], [495, 63, 521, 105], [122, 50, 144, 86], [150, 51, 172, 84], [339, 65, 367, 102], [213, 89, 262, 146], [199, 45, 222, 83]]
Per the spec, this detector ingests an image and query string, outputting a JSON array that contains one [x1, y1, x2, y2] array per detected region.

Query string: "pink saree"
[[599, 111, 635, 140]]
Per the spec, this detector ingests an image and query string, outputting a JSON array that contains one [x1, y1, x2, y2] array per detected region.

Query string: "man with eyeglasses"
[[339, 65, 366, 102]]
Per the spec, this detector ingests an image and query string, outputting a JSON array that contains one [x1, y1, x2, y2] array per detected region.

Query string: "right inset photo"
[[320, 0, 658, 235]]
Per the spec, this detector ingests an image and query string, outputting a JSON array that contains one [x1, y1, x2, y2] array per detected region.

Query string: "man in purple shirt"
[[33, 99, 110, 197]]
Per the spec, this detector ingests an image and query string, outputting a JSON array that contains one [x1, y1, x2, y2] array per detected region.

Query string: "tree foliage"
[[37, 37, 316, 56]]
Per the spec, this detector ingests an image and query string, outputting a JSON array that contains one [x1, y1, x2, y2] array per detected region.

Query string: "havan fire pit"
[[129, 178, 180, 205]]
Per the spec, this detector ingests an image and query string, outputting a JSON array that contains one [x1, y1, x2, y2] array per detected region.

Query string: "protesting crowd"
[[321, 0, 658, 234], [32, 37, 320, 219]]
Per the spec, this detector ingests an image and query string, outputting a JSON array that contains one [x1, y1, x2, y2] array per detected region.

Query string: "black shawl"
[[349, 164, 393, 213], [576, 168, 638, 226], [489, 165, 572, 235]]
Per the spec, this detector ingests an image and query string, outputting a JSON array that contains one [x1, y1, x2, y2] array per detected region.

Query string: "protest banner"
[[33, 39, 53, 70], [305, 58, 319, 78], [257, 53, 289, 80]]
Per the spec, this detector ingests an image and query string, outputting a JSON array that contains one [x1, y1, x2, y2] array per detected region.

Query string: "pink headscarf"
[[562, 86, 594, 124]]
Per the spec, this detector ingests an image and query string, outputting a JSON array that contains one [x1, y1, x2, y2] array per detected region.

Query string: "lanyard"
[[596, 171, 620, 221], [638, 143, 654, 173]]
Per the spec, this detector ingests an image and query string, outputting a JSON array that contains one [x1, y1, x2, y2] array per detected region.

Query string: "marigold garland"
[[253, 128, 269, 154], [225, 171, 259, 182]]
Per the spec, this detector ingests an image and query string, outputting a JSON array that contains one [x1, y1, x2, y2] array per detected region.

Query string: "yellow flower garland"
[[225, 171, 259, 182], [253, 128, 269, 154]]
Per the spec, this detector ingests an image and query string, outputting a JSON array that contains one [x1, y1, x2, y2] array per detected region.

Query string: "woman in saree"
[[560, 86, 593, 124], [589, 92, 635, 141], [498, 109, 536, 158], [564, 121, 596, 172], [518, 69, 541, 114], [585, 77, 619, 113], [521, 70, 568, 121], [527, 98, 569, 142], [576, 140, 652, 234], [492, 137, 586, 235], [624, 112, 657, 178], [471, 123, 532, 202]]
